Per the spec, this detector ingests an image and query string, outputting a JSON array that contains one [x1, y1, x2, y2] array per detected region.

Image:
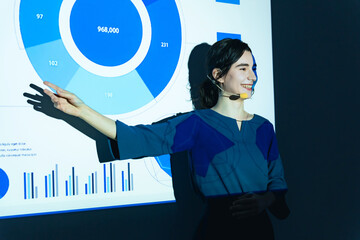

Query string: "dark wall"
[[1, 1, 359, 239], [271, 0, 360, 239]]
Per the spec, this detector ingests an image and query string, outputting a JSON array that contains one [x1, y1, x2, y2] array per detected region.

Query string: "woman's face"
[[215, 50, 257, 98]]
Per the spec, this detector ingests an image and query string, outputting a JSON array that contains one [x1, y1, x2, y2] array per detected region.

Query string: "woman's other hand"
[[229, 192, 275, 219]]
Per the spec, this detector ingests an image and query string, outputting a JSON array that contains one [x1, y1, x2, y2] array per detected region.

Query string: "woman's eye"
[[240, 68, 246, 71]]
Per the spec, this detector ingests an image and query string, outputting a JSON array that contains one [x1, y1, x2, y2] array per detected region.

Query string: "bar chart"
[[22, 162, 134, 199], [85, 171, 98, 195], [65, 167, 79, 197], [45, 164, 59, 198], [23, 171, 38, 200]]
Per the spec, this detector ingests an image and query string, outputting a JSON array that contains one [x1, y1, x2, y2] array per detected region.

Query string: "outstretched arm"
[[43, 81, 116, 140]]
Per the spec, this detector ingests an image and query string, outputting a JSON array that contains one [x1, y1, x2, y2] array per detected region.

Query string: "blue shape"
[[143, 0, 160, 6], [70, 0, 142, 66], [256, 121, 279, 162], [172, 115, 234, 177], [216, 0, 240, 5], [0, 169, 9, 199], [252, 54, 258, 92], [26, 39, 80, 89], [23, 172, 27, 199], [45, 175, 48, 198], [155, 155, 172, 177], [136, 0, 182, 98], [65, 68, 154, 115], [217, 32, 241, 41], [19, 0, 62, 48]]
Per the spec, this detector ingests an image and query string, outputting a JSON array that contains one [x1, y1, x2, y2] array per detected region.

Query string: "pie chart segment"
[[26, 40, 80, 89], [136, 0, 182, 98], [66, 68, 154, 115], [19, 0, 62, 48]]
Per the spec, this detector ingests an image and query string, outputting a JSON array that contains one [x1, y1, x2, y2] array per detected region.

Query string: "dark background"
[[1, 1, 359, 239]]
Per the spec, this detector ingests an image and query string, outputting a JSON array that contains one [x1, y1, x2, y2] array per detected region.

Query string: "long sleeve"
[[255, 120, 289, 218], [255, 120, 288, 192], [107, 112, 197, 160], [267, 133, 287, 192]]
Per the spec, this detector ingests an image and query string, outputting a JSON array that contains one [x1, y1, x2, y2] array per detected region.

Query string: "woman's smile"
[[240, 84, 253, 91]]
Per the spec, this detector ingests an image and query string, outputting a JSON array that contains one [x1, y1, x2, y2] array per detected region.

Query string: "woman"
[[44, 38, 289, 239]]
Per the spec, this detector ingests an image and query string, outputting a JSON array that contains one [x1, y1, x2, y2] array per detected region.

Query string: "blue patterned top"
[[108, 109, 287, 197]]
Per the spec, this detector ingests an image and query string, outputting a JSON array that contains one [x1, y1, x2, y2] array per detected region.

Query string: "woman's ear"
[[212, 68, 224, 83]]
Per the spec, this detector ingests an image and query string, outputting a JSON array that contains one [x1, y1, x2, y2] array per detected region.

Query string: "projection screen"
[[0, 0, 275, 218]]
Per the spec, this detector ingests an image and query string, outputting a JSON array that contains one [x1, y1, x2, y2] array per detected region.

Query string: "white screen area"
[[0, 0, 275, 218]]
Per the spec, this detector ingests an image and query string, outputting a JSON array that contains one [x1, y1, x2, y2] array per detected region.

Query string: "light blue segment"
[[69, 176, 72, 196], [48, 174, 51, 198], [27, 173, 30, 199], [76, 176, 79, 195], [55, 164, 59, 197], [113, 165, 116, 192], [131, 174, 134, 191], [26, 40, 79, 88], [66, 69, 154, 115], [95, 172, 98, 194], [88, 176, 91, 194]]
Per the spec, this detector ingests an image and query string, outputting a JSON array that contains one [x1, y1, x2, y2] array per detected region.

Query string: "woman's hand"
[[43, 81, 116, 139], [229, 192, 275, 219], [43, 81, 87, 118]]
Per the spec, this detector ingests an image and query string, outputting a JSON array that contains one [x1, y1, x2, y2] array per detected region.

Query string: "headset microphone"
[[207, 75, 249, 100], [229, 93, 248, 100]]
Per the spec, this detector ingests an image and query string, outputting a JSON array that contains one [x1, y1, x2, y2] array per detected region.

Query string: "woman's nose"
[[249, 69, 257, 81]]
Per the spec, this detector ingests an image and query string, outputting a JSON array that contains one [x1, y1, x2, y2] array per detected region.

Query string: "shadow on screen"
[[22, 42, 211, 239], [23, 83, 114, 163]]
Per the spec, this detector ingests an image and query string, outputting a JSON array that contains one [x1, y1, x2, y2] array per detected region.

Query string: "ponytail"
[[199, 77, 219, 109]]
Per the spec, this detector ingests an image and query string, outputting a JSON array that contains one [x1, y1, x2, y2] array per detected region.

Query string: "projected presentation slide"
[[0, 0, 275, 218]]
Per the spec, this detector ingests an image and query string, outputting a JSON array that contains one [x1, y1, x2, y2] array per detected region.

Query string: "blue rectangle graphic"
[[215, 0, 240, 5], [217, 32, 241, 41]]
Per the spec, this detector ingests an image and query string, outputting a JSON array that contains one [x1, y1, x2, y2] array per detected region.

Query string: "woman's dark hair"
[[199, 38, 252, 109]]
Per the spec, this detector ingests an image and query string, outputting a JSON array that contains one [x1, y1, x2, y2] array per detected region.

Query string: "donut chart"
[[19, 0, 182, 115]]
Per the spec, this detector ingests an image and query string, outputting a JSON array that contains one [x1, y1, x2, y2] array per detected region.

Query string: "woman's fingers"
[[44, 81, 63, 92], [43, 81, 83, 117], [43, 89, 57, 102], [44, 81, 82, 105], [43, 88, 64, 109], [56, 88, 76, 102]]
